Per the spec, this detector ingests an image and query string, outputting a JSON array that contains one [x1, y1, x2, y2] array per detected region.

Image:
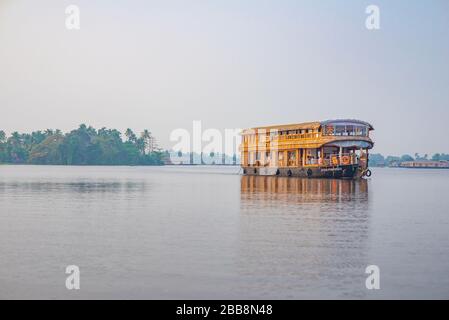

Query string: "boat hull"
[[242, 164, 360, 179]]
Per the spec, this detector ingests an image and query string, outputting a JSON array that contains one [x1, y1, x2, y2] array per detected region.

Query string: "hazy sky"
[[1, 0, 448, 155]]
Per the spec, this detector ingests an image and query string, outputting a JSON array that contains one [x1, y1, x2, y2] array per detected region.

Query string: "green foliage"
[[369, 153, 449, 167], [432, 153, 449, 161], [400, 154, 414, 162], [385, 155, 401, 166], [0, 125, 165, 166], [368, 153, 385, 166], [28, 134, 65, 164]]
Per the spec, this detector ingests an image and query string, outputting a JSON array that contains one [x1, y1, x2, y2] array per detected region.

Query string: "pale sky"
[[0, 0, 448, 155]]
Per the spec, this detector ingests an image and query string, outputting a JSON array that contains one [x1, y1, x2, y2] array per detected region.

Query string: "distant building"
[[161, 152, 173, 165], [399, 160, 449, 168]]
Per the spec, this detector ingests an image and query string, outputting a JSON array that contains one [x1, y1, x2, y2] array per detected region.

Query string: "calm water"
[[0, 165, 448, 299]]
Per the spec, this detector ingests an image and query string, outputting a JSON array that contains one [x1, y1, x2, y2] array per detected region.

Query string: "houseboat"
[[239, 119, 374, 179]]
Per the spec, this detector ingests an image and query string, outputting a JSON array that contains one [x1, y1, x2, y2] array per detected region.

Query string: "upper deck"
[[240, 119, 374, 152]]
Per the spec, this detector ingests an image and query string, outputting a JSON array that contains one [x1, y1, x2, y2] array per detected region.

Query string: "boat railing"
[[274, 132, 320, 141], [246, 153, 359, 167], [319, 153, 358, 166]]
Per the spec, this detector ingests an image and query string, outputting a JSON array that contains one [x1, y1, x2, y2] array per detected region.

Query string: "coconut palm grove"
[[0, 124, 166, 165]]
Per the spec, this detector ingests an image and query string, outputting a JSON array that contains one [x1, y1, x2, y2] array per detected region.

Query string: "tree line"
[[0, 125, 167, 165], [369, 153, 449, 167]]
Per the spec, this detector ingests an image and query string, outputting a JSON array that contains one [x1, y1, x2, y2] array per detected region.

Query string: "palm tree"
[[8, 132, 26, 163], [0, 130, 5, 143], [31, 131, 46, 146], [10, 132, 21, 145], [136, 137, 146, 155], [141, 129, 152, 154], [125, 128, 137, 143]]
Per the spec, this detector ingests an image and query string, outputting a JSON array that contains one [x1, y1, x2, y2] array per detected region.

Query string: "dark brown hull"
[[242, 164, 360, 179]]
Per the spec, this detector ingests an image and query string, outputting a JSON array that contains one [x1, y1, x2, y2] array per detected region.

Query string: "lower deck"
[[242, 149, 371, 178], [243, 163, 361, 179]]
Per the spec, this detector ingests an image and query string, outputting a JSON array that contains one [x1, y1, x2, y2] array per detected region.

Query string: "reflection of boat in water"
[[238, 175, 370, 294], [239, 119, 374, 179], [241, 175, 368, 203]]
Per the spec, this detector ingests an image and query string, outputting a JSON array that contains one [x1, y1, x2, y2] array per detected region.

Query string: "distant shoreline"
[[0, 125, 166, 166]]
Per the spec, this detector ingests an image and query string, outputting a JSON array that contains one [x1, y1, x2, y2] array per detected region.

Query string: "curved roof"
[[320, 119, 374, 130]]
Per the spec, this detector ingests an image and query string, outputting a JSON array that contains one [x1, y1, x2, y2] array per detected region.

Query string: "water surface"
[[0, 165, 448, 299]]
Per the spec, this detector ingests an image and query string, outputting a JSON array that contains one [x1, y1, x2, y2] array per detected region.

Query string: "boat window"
[[360, 126, 367, 136], [287, 151, 296, 166], [249, 152, 255, 164], [335, 126, 345, 136], [324, 125, 334, 135], [323, 124, 368, 136], [346, 125, 354, 136]]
